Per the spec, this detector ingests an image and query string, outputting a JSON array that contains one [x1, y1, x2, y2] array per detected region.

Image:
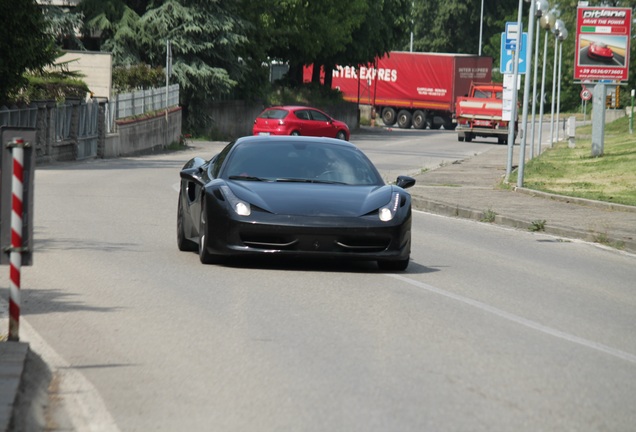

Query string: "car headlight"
[[379, 192, 400, 222], [220, 185, 251, 216]]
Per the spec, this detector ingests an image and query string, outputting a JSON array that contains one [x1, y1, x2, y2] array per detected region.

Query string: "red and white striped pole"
[[8, 138, 25, 342]]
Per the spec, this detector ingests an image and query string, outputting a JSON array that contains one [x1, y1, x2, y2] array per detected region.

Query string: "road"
[[2, 128, 635, 431]]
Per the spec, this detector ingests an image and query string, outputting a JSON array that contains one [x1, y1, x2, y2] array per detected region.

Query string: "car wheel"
[[378, 258, 409, 271], [336, 130, 347, 140], [198, 198, 219, 264], [396, 110, 412, 129], [465, 133, 473, 142], [381, 107, 397, 126], [412, 110, 427, 129], [177, 192, 197, 252], [457, 135, 465, 142], [291, 131, 301, 136]]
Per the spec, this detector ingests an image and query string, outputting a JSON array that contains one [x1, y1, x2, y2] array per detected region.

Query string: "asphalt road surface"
[[2, 129, 635, 431]]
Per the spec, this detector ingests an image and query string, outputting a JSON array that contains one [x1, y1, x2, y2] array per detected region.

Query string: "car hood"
[[228, 181, 393, 217]]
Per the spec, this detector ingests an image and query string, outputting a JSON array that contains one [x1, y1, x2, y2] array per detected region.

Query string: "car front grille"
[[239, 233, 391, 253]]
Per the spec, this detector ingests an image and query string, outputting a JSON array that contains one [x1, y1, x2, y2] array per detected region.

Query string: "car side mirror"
[[396, 175, 415, 189], [180, 167, 204, 183]]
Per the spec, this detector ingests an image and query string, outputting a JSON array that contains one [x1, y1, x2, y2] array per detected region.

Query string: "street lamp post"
[[505, 0, 526, 182], [631, 89, 635, 134], [549, 18, 565, 147], [537, 11, 556, 157], [516, 0, 537, 188], [555, 25, 568, 143], [479, 0, 484, 55], [529, 0, 549, 160]]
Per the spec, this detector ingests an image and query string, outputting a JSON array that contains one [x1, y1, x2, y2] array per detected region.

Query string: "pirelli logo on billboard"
[[574, 6, 631, 81]]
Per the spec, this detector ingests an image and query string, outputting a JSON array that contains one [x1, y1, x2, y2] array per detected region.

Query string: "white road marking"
[[387, 273, 636, 365]]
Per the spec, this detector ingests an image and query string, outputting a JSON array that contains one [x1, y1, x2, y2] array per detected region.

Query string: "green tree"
[[41, 1, 86, 50], [79, 0, 143, 63], [0, 0, 58, 102], [240, 0, 367, 86], [241, 0, 410, 88], [410, 0, 518, 55], [324, 0, 411, 88], [137, 0, 248, 130]]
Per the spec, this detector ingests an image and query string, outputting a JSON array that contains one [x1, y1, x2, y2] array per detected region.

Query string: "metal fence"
[[105, 84, 180, 133], [77, 100, 99, 159], [1, 100, 100, 160], [0, 104, 38, 128]]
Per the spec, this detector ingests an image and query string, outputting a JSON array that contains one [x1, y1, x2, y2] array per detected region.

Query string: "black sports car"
[[177, 135, 415, 270]]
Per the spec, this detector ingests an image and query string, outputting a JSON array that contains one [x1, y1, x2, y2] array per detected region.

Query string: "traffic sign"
[[505, 22, 520, 49], [581, 88, 592, 101], [500, 32, 528, 74]]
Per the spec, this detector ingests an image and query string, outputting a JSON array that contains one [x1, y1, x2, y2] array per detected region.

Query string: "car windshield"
[[223, 140, 383, 186], [258, 109, 288, 119], [474, 90, 493, 98]]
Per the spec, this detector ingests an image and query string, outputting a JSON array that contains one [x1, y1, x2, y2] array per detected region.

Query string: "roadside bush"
[[113, 64, 165, 92], [9, 73, 89, 104]]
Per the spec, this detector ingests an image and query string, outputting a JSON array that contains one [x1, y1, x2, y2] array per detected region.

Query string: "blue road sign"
[[500, 32, 528, 74]]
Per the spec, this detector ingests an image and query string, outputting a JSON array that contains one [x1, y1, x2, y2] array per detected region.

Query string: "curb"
[[0, 341, 30, 432], [514, 187, 636, 213], [411, 196, 636, 254]]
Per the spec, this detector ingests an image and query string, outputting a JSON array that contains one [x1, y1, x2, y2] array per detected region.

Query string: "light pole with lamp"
[[504, 0, 527, 182], [516, 0, 537, 189], [529, 0, 549, 160], [555, 25, 568, 143], [549, 18, 565, 147], [479, 0, 484, 55], [631, 89, 635, 134], [536, 10, 556, 157]]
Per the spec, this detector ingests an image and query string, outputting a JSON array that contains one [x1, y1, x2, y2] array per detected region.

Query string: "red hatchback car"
[[253, 106, 350, 140]]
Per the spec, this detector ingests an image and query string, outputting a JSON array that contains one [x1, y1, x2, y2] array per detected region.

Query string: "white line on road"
[[387, 274, 636, 365]]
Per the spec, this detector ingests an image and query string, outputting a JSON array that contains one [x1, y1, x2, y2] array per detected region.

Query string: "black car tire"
[[198, 198, 219, 264], [378, 258, 409, 271], [291, 131, 301, 136], [177, 192, 197, 252], [336, 130, 347, 140]]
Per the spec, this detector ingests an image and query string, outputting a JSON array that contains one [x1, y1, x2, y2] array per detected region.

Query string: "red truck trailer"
[[304, 51, 493, 129]]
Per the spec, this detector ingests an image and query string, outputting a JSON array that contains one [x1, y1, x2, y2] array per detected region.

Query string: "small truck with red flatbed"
[[454, 82, 515, 144]]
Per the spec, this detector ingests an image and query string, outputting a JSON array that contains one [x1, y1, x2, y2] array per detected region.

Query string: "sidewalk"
[[1, 142, 635, 431], [409, 144, 636, 254]]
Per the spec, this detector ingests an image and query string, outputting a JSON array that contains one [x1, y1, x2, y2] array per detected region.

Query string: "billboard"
[[574, 7, 631, 81]]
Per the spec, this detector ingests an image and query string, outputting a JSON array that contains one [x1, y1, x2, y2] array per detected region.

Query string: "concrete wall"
[[104, 108, 182, 158]]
